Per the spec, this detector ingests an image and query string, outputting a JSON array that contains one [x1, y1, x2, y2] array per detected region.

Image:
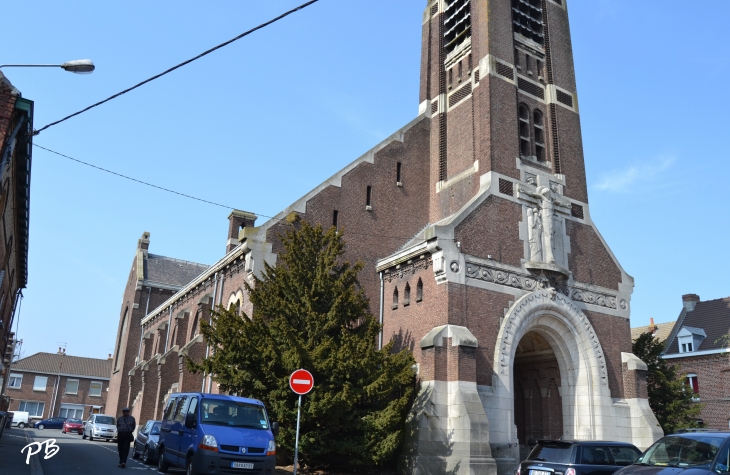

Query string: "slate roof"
[[144, 254, 209, 288], [664, 297, 730, 355], [631, 321, 676, 343], [10, 352, 112, 379]]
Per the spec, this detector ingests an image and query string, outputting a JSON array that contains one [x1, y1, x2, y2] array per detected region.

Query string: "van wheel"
[[17, 422, 25, 429], [186, 456, 194, 475], [157, 449, 169, 473]]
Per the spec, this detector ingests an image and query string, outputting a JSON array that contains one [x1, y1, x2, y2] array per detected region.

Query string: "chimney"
[[108, 354, 113, 360], [226, 210, 257, 254], [58, 347, 63, 354], [682, 294, 700, 312], [649, 318, 658, 334], [138, 232, 150, 252]]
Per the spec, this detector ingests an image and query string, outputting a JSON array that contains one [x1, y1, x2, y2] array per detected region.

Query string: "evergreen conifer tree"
[[189, 221, 416, 469], [632, 332, 703, 434]]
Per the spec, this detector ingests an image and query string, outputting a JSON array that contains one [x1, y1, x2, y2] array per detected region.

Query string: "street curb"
[[23, 431, 44, 475]]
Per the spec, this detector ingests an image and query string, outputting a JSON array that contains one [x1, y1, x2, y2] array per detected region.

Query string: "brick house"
[[6, 351, 112, 422], [631, 318, 676, 344], [0, 71, 33, 411], [108, 2, 661, 474], [662, 294, 730, 430]]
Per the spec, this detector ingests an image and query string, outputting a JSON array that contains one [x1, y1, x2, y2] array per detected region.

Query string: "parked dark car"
[[132, 420, 162, 464], [615, 432, 730, 475], [33, 417, 67, 430], [518, 440, 643, 475]]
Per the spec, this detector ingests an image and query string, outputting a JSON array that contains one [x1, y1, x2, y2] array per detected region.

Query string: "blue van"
[[157, 392, 279, 475]]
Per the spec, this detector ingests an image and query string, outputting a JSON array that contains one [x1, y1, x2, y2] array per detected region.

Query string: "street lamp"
[[0, 59, 95, 74]]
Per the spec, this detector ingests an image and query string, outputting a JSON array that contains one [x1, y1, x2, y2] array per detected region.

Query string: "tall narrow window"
[[366, 186, 372, 209], [525, 55, 531, 75], [416, 278, 424, 302], [458, 61, 463, 81], [515, 49, 521, 69], [519, 105, 531, 158], [467, 54, 472, 72], [392, 287, 399, 310], [404, 283, 411, 306], [333, 210, 339, 229], [685, 374, 699, 400], [534, 110, 545, 161], [537, 60, 544, 79], [396, 163, 402, 184]]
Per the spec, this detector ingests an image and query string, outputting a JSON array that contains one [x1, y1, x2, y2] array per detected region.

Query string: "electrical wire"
[[33, 143, 421, 242], [32, 0, 320, 136]]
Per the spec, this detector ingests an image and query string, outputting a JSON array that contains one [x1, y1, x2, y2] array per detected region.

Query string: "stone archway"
[[489, 289, 612, 449]]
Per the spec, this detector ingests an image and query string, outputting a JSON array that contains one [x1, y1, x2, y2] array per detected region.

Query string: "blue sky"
[[3, 1, 728, 359]]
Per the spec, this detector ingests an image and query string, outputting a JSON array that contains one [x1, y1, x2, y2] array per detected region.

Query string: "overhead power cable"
[[33, 143, 420, 242], [33, 0, 320, 136]]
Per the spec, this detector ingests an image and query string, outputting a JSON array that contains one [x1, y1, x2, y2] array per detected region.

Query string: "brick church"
[[107, 1, 662, 473]]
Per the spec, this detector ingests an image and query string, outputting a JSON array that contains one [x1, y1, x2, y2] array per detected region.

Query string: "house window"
[[686, 373, 699, 400], [33, 376, 48, 392], [19, 401, 45, 417], [65, 379, 79, 395], [681, 342, 693, 353], [59, 404, 84, 419], [89, 381, 103, 397], [519, 105, 531, 157], [392, 287, 399, 310], [404, 283, 411, 307], [416, 279, 424, 302], [8, 373, 21, 389]]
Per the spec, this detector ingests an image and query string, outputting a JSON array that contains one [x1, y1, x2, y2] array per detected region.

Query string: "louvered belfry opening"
[[511, 0, 544, 45], [444, 0, 471, 55]]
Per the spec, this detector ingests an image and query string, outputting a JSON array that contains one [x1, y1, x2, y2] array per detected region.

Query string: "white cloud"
[[594, 156, 675, 193]]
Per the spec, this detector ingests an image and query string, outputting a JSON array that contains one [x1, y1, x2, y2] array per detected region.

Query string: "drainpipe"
[[163, 306, 173, 353], [379, 271, 384, 350], [208, 275, 225, 393], [202, 272, 218, 392], [136, 287, 153, 363]]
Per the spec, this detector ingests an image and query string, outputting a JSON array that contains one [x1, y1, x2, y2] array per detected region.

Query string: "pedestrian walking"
[[116, 408, 136, 468]]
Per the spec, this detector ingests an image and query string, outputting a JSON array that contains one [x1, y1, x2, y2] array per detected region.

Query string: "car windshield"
[[67, 419, 82, 424], [150, 423, 161, 435], [528, 443, 573, 464], [95, 416, 115, 425], [201, 399, 269, 430], [638, 436, 724, 467]]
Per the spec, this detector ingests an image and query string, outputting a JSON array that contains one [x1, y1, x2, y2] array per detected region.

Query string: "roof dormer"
[[677, 326, 706, 354]]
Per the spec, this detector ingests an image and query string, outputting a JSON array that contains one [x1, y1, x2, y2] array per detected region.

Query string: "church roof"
[[144, 254, 209, 288], [11, 352, 112, 379], [664, 297, 730, 355]]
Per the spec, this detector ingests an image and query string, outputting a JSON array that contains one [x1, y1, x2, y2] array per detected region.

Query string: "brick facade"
[[108, 2, 660, 473]]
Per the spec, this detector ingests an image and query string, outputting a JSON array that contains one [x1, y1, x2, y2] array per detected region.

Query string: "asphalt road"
[[26, 428, 184, 474]]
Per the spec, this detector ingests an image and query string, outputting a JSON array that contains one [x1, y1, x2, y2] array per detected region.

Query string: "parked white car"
[[82, 414, 117, 442], [11, 411, 29, 428]]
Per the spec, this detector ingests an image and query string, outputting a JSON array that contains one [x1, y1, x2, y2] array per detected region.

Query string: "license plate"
[[231, 462, 254, 469], [530, 470, 551, 475]]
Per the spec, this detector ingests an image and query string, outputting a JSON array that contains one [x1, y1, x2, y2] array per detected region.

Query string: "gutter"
[[663, 348, 730, 359], [379, 271, 384, 350], [202, 272, 218, 392]]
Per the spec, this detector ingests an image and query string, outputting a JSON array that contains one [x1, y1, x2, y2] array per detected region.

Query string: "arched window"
[[392, 287, 399, 310], [171, 324, 179, 347], [533, 110, 545, 162], [416, 278, 424, 302], [192, 312, 200, 337], [518, 105, 531, 158], [404, 283, 411, 306]]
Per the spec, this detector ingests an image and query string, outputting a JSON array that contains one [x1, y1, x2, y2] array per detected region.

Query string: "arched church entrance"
[[513, 331, 564, 460]]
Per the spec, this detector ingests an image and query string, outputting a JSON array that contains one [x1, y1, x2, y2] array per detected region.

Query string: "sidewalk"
[[0, 428, 43, 475]]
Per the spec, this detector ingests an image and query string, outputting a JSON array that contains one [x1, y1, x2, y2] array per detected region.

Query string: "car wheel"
[[142, 447, 151, 465], [82, 431, 87, 439], [89, 434, 94, 441], [132, 445, 140, 459], [186, 456, 194, 475], [18, 422, 25, 429], [157, 449, 169, 473], [38, 424, 45, 430]]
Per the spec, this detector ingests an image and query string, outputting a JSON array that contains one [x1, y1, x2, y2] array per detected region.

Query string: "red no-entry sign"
[[289, 369, 314, 395]]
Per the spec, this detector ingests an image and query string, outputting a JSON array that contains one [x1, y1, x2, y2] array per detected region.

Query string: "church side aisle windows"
[[392, 287, 399, 310], [404, 283, 411, 307], [416, 279, 423, 302]]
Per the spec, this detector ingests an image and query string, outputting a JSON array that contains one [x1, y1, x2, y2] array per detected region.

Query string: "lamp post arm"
[[0, 64, 61, 69]]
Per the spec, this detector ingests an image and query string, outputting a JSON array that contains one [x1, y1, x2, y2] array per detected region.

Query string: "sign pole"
[[293, 394, 302, 475]]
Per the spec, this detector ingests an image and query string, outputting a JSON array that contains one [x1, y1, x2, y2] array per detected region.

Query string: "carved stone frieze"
[[384, 258, 432, 283], [465, 261, 620, 311]]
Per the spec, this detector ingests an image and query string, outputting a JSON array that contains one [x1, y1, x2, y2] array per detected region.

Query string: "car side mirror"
[[271, 422, 279, 437], [185, 413, 197, 429]]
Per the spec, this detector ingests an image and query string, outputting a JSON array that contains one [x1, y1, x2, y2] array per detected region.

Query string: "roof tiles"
[[10, 352, 112, 379]]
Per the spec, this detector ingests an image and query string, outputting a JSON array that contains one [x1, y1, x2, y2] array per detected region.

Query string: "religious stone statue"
[[527, 207, 543, 262], [519, 185, 570, 266]]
